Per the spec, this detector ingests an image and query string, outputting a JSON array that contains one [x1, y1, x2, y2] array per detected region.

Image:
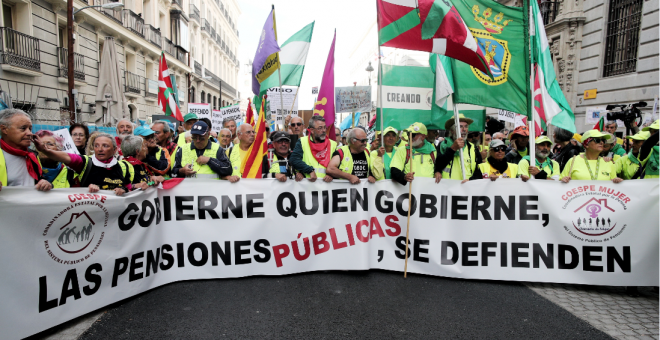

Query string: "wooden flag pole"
[[452, 96, 467, 180], [403, 130, 413, 278]]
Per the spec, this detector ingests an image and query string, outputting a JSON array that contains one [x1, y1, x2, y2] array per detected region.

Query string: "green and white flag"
[[531, 0, 575, 133], [430, 54, 486, 132], [256, 22, 314, 110]]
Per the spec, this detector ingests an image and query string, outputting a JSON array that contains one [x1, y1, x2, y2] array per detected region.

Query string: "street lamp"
[[365, 61, 374, 86], [67, 1, 124, 123]]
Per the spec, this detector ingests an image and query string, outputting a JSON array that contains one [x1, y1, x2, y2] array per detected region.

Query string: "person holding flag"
[[172, 121, 232, 180], [434, 115, 481, 181], [226, 96, 270, 180], [518, 136, 561, 181], [290, 115, 337, 182], [390, 123, 438, 185]]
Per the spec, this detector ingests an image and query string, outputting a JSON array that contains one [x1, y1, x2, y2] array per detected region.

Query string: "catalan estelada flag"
[[240, 95, 268, 178]]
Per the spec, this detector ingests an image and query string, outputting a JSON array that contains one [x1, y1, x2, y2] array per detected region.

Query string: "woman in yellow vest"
[[34, 130, 77, 188], [560, 129, 623, 183], [464, 139, 518, 182], [371, 126, 399, 180]]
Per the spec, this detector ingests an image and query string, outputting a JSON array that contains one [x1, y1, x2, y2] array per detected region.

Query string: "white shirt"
[[3, 150, 35, 186]]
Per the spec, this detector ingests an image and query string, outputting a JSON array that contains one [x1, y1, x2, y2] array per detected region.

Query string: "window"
[[3, 4, 12, 28], [200, 90, 205, 103], [602, 0, 643, 77], [207, 93, 211, 104], [213, 96, 216, 109]]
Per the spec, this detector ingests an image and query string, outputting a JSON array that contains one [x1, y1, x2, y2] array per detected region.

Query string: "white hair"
[[0, 109, 30, 128]]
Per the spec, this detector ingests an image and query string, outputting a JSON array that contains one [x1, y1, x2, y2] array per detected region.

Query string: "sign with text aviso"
[[267, 87, 299, 124]]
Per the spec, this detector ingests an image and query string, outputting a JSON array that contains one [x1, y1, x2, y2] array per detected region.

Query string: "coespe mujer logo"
[[561, 184, 631, 239], [42, 194, 109, 265]]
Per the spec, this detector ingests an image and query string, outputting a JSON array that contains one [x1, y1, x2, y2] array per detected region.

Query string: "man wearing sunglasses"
[[519, 136, 561, 181], [464, 139, 519, 182], [390, 122, 438, 185], [290, 115, 337, 182], [327, 128, 381, 184], [173, 121, 233, 180]]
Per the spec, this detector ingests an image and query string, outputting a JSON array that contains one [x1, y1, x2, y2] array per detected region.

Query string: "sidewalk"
[[528, 283, 659, 340]]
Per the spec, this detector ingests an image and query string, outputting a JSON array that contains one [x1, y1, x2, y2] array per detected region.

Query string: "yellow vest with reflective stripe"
[[51, 167, 71, 188], [269, 153, 284, 174], [299, 136, 337, 178], [227, 145, 244, 176], [441, 143, 477, 180], [337, 145, 372, 178], [0, 150, 6, 186], [478, 162, 518, 179], [182, 143, 221, 177]]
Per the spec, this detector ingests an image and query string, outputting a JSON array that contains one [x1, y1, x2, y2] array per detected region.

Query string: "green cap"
[[405, 122, 428, 135], [627, 131, 651, 141], [383, 126, 398, 137], [535, 135, 553, 145], [184, 113, 199, 122], [642, 119, 659, 132], [582, 129, 612, 141]]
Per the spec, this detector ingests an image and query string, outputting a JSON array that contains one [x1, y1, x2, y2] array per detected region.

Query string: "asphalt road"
[[78, 271, 611, 339]]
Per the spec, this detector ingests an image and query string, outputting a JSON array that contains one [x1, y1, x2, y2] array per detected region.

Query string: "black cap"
[[271, 131, 290, 142]]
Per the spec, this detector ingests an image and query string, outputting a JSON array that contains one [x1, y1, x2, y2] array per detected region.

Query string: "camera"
[[606, 101, 646, 128]]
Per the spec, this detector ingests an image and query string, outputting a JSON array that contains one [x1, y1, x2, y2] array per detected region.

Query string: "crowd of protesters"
[[0, 108, 658, 195]]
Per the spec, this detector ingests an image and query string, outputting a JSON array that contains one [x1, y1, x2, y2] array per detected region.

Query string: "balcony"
[[162, 37, 186, 64], [57, 47, 85, 82], [215, 35, 222, 47], [190, 4, 200, 23], [210, 27, 216, 40], [124, 70, 141, 94], [122, 10, 144, 37], [194, 60, 202, 76], [201, 18, 210, 37], [146, 79, 158, 99], [97, 0, 123, 25], [0, 27, 41, 74], [172, 0, 182, 8], [144, 24, 161, 48], [540, 0, 559, 25]]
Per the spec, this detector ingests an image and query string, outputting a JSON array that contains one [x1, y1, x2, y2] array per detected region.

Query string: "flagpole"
[[403, 130, 413, 278], [452, 94, 467, 180], [378, 46, 384, 147], [528, 1, 536, 173]]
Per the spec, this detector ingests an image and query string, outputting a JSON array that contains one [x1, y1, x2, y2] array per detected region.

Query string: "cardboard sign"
[[52, 128, 79, 155], [188, 103, 212, 120]]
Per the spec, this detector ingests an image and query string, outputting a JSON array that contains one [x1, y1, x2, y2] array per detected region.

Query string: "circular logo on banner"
[[560, 186, 630, 240], [42, 198, 109, 265]]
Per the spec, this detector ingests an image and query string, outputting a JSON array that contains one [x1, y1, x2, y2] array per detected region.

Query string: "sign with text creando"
[[0, 179, 657, 339]]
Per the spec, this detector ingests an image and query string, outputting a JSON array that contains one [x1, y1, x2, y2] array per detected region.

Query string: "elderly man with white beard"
[[390, 122, 438, 186], [518, 136, 561, 181]]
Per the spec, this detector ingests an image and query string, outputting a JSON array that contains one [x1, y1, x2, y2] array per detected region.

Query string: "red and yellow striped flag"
[[240, 95, 268, 178], [246, 98, 255, 126]]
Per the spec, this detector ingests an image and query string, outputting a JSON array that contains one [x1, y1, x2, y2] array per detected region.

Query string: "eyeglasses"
[[44, 142, 57, 148], [291, 123, 302, 127], [311, 126, 327, 131], [492, 146, 507, 152], [353, 138, 368, 143]]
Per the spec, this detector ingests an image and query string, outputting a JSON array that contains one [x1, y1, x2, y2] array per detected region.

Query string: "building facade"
[[0, 0, 239, 127]]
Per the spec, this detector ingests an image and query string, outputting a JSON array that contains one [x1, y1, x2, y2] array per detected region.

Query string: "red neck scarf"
[[0, 139, 42, 180], [308, 136, 332, 168], [124, 156, 143, 167]]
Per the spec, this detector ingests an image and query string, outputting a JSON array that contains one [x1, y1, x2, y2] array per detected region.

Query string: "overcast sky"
[[236, 0, 376, 109]]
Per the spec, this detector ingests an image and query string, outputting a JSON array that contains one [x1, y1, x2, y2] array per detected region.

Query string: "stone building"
[[0, 0, 239, 127]]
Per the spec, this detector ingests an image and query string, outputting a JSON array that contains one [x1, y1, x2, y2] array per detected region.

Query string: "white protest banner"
[[335, 86, 372, 113], [0, 179, 657, 339], [52, 128, 79, 155], [188, 103, 212, 120], [497, 109, 516, 124], [211, 110, 223, 133], [221, 104, 242, 124], [266, 87, 299, 125]]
